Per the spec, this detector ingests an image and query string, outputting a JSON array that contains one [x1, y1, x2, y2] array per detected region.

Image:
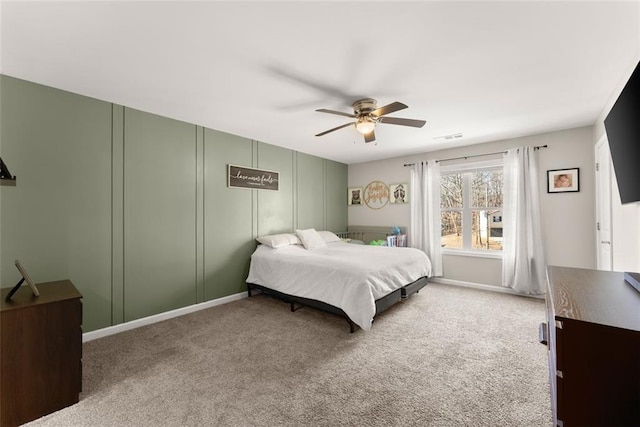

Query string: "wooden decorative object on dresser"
[[1, 280, 83, 427], [541, 266, 640, 427]]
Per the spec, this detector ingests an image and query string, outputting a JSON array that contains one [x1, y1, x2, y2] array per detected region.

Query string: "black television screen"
[[604, 60, 640, 204]]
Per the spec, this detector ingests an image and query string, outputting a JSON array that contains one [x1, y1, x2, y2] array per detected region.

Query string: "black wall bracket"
[[0, 157, 17, 186]]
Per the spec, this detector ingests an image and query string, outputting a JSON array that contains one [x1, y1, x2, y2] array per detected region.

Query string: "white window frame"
[[440, 159, 504, 257]]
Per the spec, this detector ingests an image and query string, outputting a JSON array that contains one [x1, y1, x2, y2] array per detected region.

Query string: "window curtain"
[[410, 161, 443, 277], [502, 147, 546, 295]]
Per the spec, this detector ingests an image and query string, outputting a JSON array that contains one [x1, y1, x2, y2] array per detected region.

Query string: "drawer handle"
[[538, 322, 548, 345]]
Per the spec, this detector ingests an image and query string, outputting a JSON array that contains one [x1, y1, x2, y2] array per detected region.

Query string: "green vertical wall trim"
[[252, 140, 259, 240], [203, 129, 254, 300], [111, 104, 125, 325], [123, 108, 198, 321], [0, 75, 113, 332], [323, 160, 328, 230], [293, 151, 298, 230], [195, 125, 205, 303]]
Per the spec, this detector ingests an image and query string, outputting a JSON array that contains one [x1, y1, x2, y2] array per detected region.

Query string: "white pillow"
[[256, 233, 301, 248], [317, 231, 341, 243], [295, 228, 327, 250]]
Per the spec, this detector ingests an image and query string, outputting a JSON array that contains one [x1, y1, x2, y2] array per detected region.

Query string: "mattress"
[[246, 242, 432, 330]]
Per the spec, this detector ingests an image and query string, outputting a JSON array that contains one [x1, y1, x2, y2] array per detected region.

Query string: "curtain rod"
[[403, 144, 548, 167]]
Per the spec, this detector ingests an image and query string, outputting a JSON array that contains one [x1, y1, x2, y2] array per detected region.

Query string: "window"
[[440, 162, 503, 252]]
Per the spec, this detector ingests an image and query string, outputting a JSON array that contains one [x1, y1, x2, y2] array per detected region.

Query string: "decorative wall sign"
[[389, 183, 408, 204], [348, 187, 363, 205], [228, 164, 279, 191], [547, 168, 579, 193], [363, 180, 390, 209]]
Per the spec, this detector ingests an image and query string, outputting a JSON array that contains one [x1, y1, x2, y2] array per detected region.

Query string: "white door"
[[595, 137, 613, 270]]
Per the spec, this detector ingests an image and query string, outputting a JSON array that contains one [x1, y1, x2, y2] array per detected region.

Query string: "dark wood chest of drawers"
[[543, 266, 640, 427], [1, 280, 82, 427]]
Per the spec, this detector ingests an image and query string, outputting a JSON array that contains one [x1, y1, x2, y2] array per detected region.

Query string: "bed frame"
[[247, 276, 428, 333]]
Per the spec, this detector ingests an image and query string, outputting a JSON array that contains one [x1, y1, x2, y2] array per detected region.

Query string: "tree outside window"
[[440, 166, 503, 251]]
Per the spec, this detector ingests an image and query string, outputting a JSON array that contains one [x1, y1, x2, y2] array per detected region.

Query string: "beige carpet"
[[27, 283, 552, 426]]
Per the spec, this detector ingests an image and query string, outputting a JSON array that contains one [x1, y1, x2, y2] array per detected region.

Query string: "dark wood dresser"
[[1, 280, 82, 427], [542, 266, 640, 427]]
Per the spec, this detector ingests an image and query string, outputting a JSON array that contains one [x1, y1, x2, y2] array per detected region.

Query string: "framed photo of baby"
[[547, 168, 579, 193]]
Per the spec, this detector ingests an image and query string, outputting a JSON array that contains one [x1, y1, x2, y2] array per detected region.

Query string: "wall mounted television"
[[604, 60, 640, 205]]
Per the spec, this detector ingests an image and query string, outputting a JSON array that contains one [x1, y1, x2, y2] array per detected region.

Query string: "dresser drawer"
[[555, 370, 564, 424]]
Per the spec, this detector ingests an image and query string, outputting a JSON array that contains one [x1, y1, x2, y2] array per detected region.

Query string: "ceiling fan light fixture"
[[315, 98, 424, 143], [355, 117, 376, 134]]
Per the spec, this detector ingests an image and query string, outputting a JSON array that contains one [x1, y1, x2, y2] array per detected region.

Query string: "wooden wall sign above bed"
[[363, 180, 389, 209], [228, 164, 279, 191]]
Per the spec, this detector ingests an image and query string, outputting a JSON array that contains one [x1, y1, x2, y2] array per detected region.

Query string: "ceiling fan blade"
[[316, 108, 356, 119], [315, 122, 354, 137], [378, 116, 426, 128], [364, 130, 376, 143], [372, 101, 408, 117]]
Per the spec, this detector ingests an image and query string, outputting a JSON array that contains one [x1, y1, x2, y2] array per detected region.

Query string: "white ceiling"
[[1, 1, 639, 164]]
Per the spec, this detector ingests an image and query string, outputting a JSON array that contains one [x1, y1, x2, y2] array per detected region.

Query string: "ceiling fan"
[[315, 98, 426, 143]]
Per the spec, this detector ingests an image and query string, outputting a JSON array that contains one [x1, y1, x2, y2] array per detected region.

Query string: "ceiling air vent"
[[434, 133, 463, 140]]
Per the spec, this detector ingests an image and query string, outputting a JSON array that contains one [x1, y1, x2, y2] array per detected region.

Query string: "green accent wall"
[[325, 159, 348, 232], [296, 153, 325, 230], [257, 142, 295, 235], [123, 108, 198, 321], [203, 129, 254, 301], [0, 75, 348, 332], [0, 76, 112, 332]]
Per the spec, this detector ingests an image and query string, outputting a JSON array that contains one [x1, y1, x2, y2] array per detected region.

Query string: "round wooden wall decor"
[[363, 180, 390, 209]]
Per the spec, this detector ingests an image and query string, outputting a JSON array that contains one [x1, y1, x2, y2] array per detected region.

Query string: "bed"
[[246, 229, 432, 332]]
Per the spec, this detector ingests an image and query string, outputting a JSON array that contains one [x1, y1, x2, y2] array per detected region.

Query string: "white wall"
[[349, 126, 596, 287], [537, 127, 596, 269], [349, 159, 412, 229], [593, 52, 640, 273]]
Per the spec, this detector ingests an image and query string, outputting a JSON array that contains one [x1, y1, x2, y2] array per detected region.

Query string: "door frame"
[[595, 135, 613, 270]]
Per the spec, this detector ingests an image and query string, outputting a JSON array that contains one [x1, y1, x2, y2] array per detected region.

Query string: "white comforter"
[[246, 242, 432, 331]]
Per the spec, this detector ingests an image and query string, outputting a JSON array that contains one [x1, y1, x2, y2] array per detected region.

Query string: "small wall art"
[[547, 168, 579, 193], [348, 187, 363, 205], [389, 183, 409, 204]]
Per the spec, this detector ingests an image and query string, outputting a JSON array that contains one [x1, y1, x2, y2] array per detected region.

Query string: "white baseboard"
[[429, 278, 544, 299], [83, 280, 541, 342], [83, 291, 247, 342]]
